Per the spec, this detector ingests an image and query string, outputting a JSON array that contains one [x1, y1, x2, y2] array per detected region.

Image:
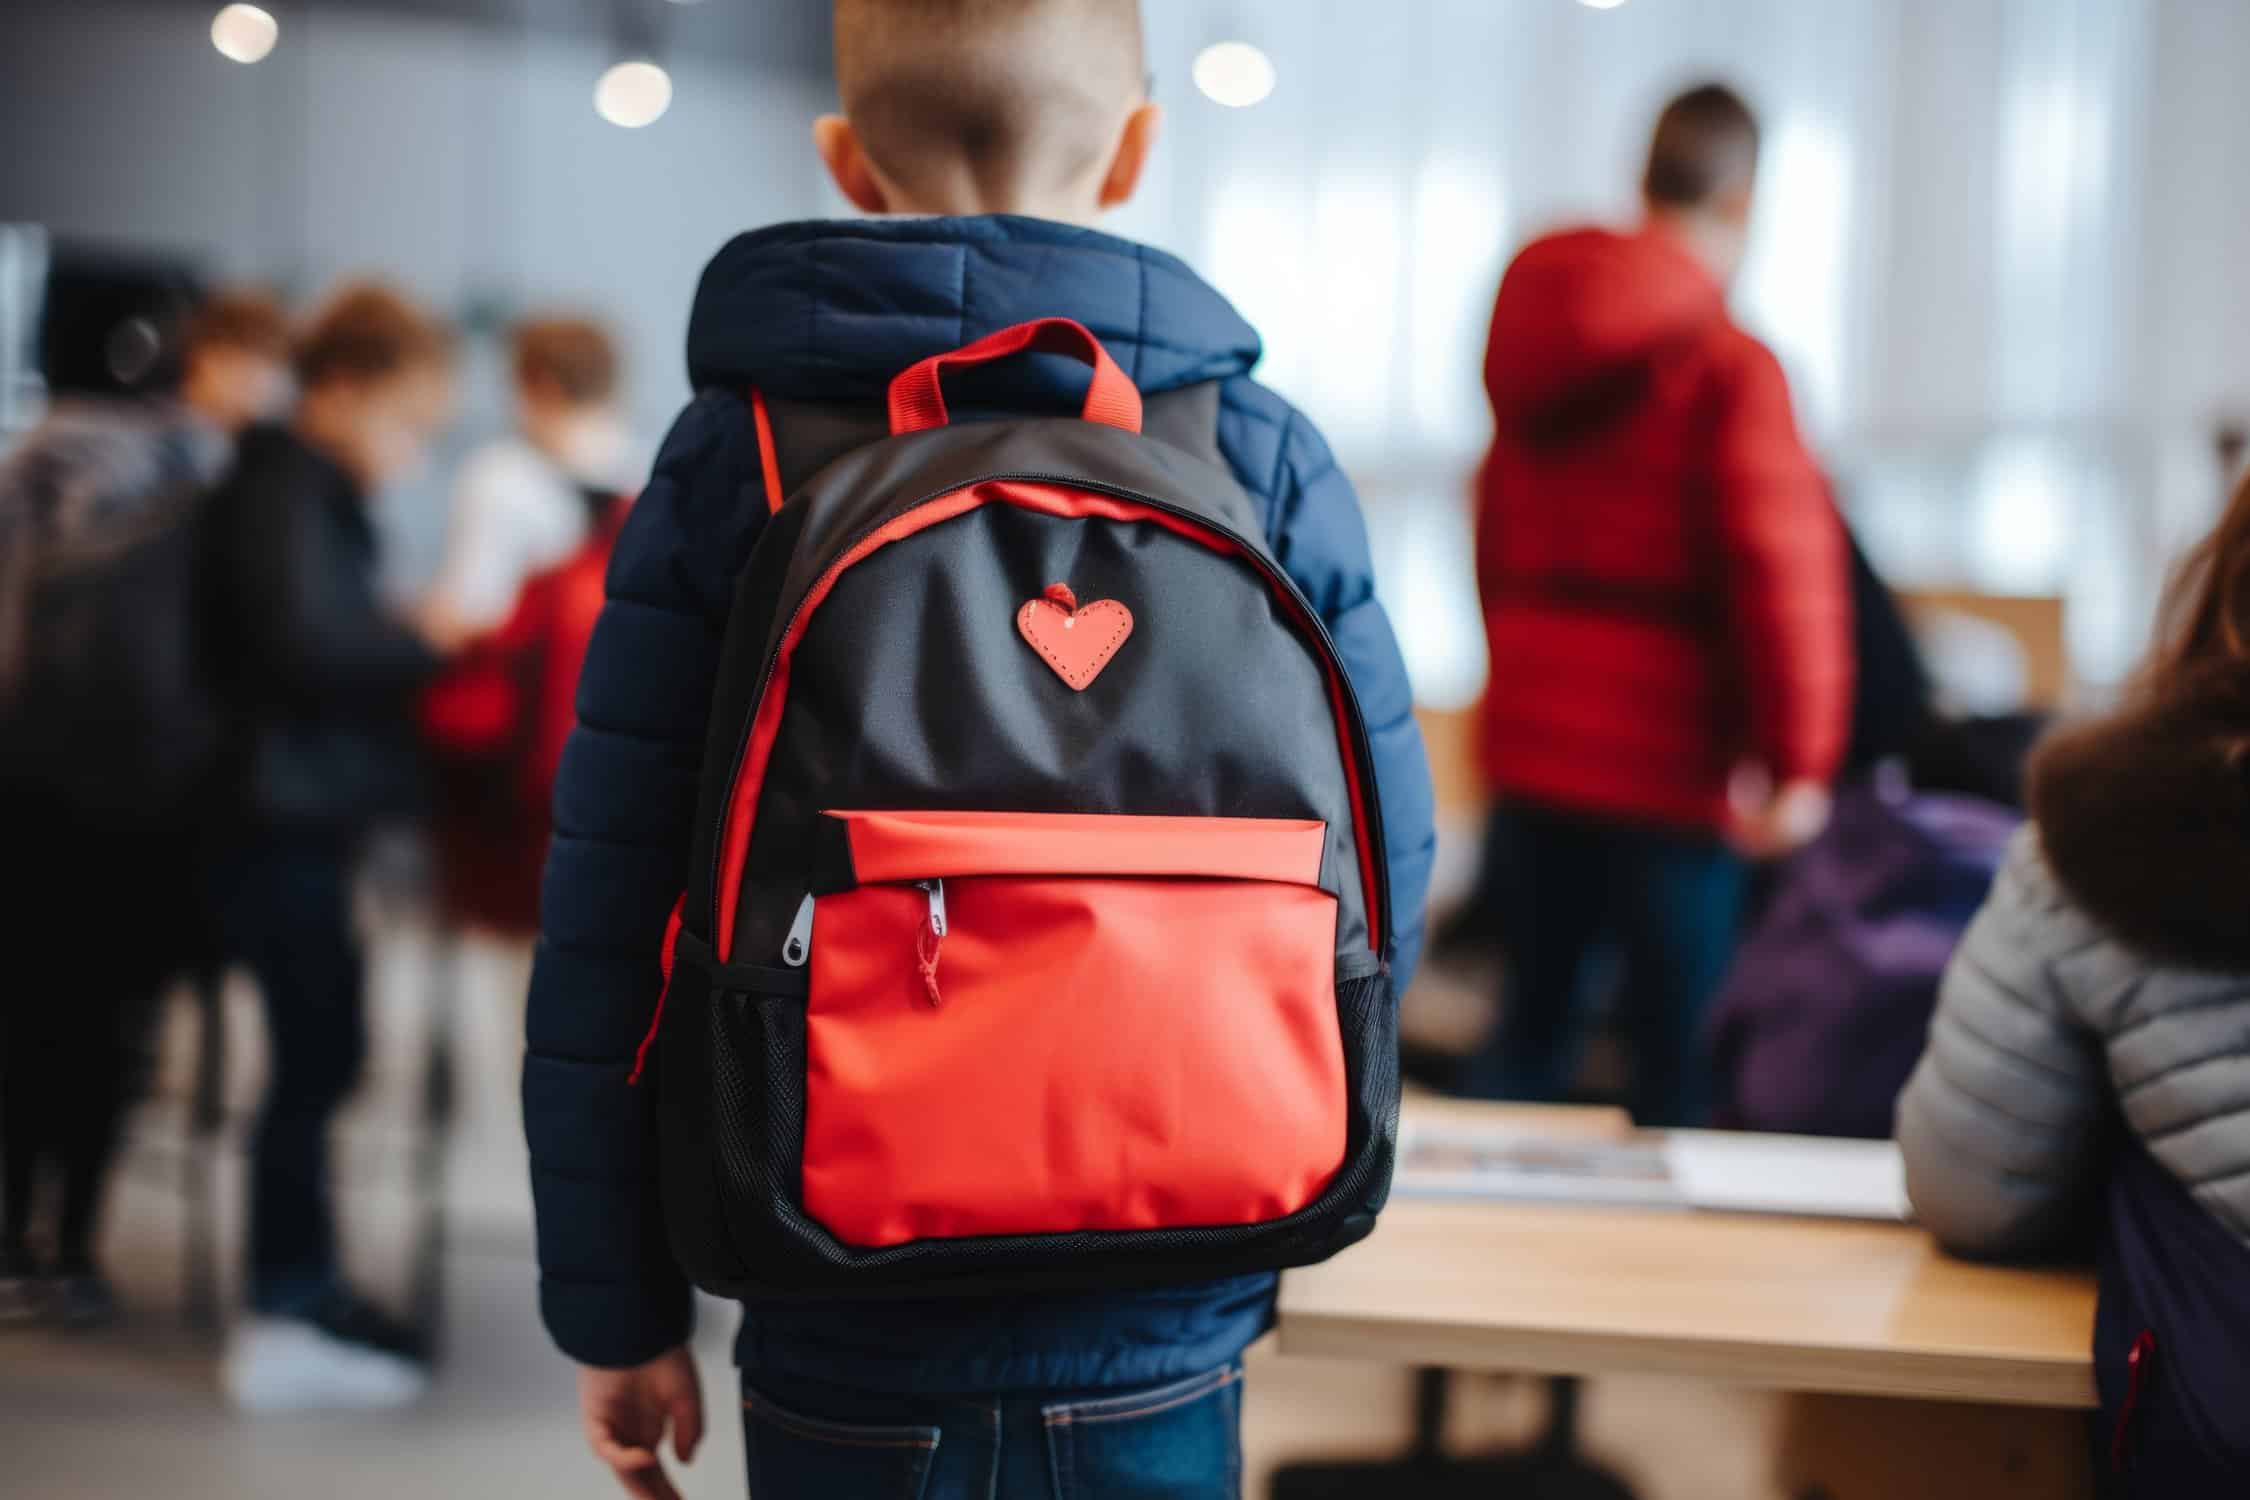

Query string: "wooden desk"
[[1279, 1111, 2098, 1410]]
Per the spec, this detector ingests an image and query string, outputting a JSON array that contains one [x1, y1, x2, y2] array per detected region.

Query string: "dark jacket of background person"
[[524, 214, 1438, 1389], [0, 396, 233, 1294], [200, 423, 438, 831], [0, 398, 231, 819], [1840, 524, 1934, 778], [1476, 226, 1853, 832], [1896, 671, 2250, 1487]]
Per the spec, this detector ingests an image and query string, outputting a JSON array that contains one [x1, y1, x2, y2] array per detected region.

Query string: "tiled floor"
[[0, 920, 1783, 1499]]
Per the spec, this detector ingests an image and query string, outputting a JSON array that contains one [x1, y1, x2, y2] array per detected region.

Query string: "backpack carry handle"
[[887, 318, 1143, 436]]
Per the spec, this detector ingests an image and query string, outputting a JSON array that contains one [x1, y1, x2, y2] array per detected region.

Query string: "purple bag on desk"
[[1708, 783, 2019, 1139]]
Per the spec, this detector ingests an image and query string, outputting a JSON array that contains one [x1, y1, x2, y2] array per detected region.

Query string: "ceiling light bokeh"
[[1193, 42, 1277, 109], [594, 60, 673, 129], [210, 4, 279, 64]]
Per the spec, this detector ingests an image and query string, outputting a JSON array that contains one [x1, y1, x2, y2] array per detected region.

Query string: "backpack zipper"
[[771, 881, 946, 1003], [708, 472, 1393, 964], [915, 879, 946, 1007], [780, 893, 815, 967]]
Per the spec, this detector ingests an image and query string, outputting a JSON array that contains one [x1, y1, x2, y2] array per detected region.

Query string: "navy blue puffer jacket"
[[525, 215, 1435, 1391]]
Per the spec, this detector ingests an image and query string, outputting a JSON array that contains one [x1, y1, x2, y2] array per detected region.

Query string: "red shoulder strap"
[[750, 387, 785, 515]]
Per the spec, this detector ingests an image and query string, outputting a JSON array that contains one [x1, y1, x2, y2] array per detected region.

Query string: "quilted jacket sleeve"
[[1260, 407, 1438, 992], [1895, 828, 2114, 1259], [1710, 339, 1854, 787], [524, 391, 768, 1368]]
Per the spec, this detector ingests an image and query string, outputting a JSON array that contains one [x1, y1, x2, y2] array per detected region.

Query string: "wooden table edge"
[[1274, 1311, 2100, 1411]]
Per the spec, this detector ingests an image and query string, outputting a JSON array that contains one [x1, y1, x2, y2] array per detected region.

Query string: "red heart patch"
[[1016, 583, 1133, 691]]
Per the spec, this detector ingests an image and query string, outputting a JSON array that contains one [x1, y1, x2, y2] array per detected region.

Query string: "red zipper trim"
[[711, 478, 1383, 963], [626, 897, 686, 1086], [2111, 1328, 2156, 1474]]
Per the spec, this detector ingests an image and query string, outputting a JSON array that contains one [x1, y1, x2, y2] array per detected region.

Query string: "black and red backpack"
[[642, 318, 1398, 1298]]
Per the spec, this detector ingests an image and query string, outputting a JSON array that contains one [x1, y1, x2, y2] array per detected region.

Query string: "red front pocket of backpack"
[[799, 811, 1347, 1247]]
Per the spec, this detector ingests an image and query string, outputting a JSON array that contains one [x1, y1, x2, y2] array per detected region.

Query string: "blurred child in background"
[[418, 318, 633, 1159], [0, 286, 289, 1328], [198, 283, 459, 1411], [1466, 84, 1852, 1127], [423, 317, 630, 641], [1897, 469, 2250, 1493]]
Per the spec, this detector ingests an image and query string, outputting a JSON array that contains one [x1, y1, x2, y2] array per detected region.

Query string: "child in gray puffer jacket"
[[1897, 474, 2250, 1493]]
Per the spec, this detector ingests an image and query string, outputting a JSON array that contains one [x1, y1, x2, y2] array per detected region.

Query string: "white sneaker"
[[223, 1316, 431, 1412]]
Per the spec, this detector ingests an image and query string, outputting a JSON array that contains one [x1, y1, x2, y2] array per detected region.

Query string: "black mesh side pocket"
[[1331, 962, 1400, 1231], [656, 932, 809, 1291], [706, 982, 807, 1276]]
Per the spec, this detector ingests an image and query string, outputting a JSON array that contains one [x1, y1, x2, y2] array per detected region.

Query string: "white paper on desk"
[[1663, 1131, 1910, 1221], [1392, 1121, 1911, 1221], [1393, 1123, 1688, 1209]]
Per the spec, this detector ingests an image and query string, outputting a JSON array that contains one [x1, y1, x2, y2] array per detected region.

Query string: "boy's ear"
[[1096, 101, 1163, 211], [814, 114, 891, 215]]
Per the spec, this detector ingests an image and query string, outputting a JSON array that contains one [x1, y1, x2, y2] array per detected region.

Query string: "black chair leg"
[[1268, 1372, 1645, 1500]]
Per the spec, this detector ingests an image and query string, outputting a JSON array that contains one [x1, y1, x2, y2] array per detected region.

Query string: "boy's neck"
[[876, 165, 1106, 227], [882, 195, 1104, 228]]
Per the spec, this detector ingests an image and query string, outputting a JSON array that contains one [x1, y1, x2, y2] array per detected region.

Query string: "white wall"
[[1130, 0, 2250, 694], [9, 0, 2250, 688], [0, 1, 830, 443]]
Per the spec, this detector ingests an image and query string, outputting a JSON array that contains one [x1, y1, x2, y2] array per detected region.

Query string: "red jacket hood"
[[1484, 227, 1728, 426]]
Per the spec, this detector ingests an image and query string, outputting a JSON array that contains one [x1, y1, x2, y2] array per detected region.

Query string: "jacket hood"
[[2030, 664, 2250, 968], [1483, 226, 1727, 433], [685, 216, 1262, 406]]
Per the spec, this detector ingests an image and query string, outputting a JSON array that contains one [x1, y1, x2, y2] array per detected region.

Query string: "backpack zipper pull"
[[915, 879, 946, 1007], [781, 894, 815, 967]]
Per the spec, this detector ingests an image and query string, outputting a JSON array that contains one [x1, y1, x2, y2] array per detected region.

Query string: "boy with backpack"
[[526, 3, 1434, 1497]]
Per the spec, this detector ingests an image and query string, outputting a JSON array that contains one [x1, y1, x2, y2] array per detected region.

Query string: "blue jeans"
[[739, 1363, 1242, 1499], [1463, 803, 1745, 1126]]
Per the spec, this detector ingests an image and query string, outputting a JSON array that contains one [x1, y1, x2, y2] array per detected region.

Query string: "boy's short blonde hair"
[[835, 0, 1145, 205]]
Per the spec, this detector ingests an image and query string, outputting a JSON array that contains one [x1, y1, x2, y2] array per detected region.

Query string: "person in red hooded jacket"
[[1466, 84, 1852, 1126]]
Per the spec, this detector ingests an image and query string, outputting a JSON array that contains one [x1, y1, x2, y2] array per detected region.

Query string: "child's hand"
[[408, 596, 479, 657], [1727, 771, 1834, 860], [578, 1347, 704, 1500]]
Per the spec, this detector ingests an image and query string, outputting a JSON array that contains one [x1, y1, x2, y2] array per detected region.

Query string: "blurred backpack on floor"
[[1708, 782, 2019, 1139], [0, 399, 232, 822], [419, 486, 627, 935]]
